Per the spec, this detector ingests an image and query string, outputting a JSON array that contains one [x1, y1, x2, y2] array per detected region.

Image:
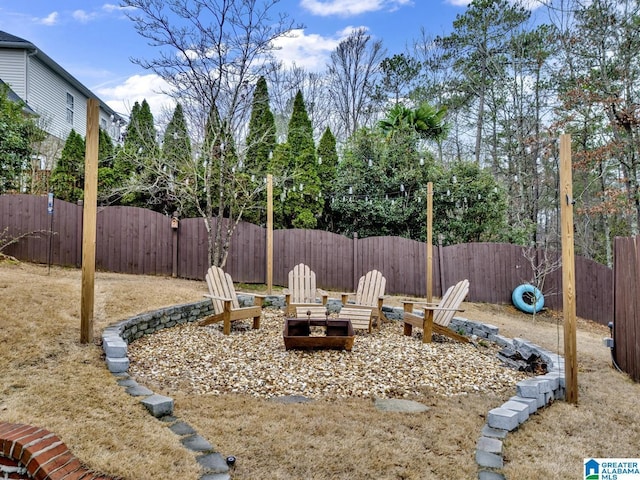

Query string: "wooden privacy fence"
[[613, 236, 640, 382], [1, 194, 612, 325]]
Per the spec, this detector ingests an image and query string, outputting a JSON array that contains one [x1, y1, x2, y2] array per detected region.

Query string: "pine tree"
[[163, 103, 191, 167], [316, 127, 338, 230], [281, 90, 322, 229], [97, 128, 117, 199], [287, 90, 315, 160], [124, 99, 157, 156], [246, 76, 276, 172], [244, 76, 276, 224], [116, 99, 161, 208], [50, 129, 85, 202]]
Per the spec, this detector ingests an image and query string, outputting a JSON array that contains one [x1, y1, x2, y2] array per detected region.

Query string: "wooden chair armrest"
[[234, 291, 266, 299], [237, 292, 265, 307], [204, 293, 233, 302], [339, 292, 352, 304], [282, 288, 291, 295], [422, 306, 465, 313], [401, 300, 439, 312], [401, 300, 439, 306], [317, 289, 329, 305]]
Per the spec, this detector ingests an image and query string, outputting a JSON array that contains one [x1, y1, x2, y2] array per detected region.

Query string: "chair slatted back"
[[206, 266, 240, 314], [288, 263, 317, 304], [433, 279, 469, 327], [355, 270, 386, 307]]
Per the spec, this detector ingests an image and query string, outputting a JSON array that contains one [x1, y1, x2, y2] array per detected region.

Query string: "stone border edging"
[[0, 422, 118, 479], [448, 315, 565, 480], [103, 297, 564, 480]]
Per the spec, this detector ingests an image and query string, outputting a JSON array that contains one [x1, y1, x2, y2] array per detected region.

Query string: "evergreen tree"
[[433, 161, 509, 245], [115, 99, 161, 209], [374, 53, 421, 105], [269, 142, 293, 228], [246, 76, 276, 172], [113, 99, 158, 187], [328, 127, 439, 239], [287, 90, 315, 159], [0, 83, 43, 193], [434, 0, 530, 164], [163, 103, 191, 167], [97, 128, 118, 200], [98, 128, 115, 168], [124, 99, 157, 157], [50, 129, 85, 202], [244, 76, 276, 224], [281, 90, 322, 229], [316, 127, 338, 230], [161, 103, 193, 215]]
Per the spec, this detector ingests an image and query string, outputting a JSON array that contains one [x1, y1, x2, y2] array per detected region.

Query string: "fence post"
[[353, 232, 358, 289], [171, 214, 179, 277], [438, 234, 445, 296]]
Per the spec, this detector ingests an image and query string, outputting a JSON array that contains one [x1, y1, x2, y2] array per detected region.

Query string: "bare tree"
[[266, 63, 332, 143], [521, 243, 562, 321], [121, 0, 299, 267], [326, 28, 386, 141]]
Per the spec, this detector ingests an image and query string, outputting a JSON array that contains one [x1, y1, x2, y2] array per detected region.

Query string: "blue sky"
[[0, 0, 474, 119]]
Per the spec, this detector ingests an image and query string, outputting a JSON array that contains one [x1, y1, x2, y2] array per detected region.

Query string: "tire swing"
[[511, 284, 544, 314]]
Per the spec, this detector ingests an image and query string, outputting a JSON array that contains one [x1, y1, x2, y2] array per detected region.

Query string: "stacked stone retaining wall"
[[103, 298, 565, 480]]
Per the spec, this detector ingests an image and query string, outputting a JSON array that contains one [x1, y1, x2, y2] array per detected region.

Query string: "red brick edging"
[[0, 422, 117, 480]]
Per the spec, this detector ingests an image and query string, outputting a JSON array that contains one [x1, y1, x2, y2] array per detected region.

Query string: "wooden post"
[[438, 234, 445, 297], [171, 215, 179, 278], [353, 232, 359, 289], [560, 133, 578, 404], [266, 174, 273, 294], [80, 99, 99, 344], [426, 182, 433, 302]]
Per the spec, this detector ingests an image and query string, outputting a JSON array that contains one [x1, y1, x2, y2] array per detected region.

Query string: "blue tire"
[[512, 284, 544, 314]]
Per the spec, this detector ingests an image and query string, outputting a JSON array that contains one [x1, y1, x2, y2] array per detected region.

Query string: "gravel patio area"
[[127, 308, 528, 399]]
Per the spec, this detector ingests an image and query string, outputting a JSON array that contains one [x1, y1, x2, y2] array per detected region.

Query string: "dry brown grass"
[[1, 260, 639, 480]]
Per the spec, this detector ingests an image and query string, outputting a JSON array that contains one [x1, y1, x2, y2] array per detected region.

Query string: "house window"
[[101, 118, 107, 130], [66, 93, 74, 124]]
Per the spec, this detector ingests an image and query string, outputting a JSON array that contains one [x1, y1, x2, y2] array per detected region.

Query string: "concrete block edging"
[[104, 299, 565, 480]]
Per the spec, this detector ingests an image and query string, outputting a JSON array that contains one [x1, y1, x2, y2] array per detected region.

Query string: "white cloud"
[[300, 0, 412, 17], [72, 10, 96, 23], [95, 74, 175, 121], [272, 27, 360, 71], [102, 3, 137, 15], [37, 12, 59, 26]]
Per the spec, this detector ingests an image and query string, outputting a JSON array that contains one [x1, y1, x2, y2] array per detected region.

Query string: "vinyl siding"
[[1, 42, 122, 144], [0, 48, 27, 97], [28, 56, 88, 141]]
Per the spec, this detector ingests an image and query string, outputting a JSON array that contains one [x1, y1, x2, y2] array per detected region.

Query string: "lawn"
[[0, 261, 638, 479]]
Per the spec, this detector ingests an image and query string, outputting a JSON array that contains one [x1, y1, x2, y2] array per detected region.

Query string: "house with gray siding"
[[0, 30, 125, 183]]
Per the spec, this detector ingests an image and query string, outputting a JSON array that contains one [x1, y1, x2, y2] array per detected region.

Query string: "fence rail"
[[1, 194, 613, 326]]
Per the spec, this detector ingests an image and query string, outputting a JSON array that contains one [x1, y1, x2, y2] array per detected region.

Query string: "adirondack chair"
[[341, 270, 387, 328], [338, 307, 374, 333], [283, 263, 328, 316], [294, 305, 373, 333], [200, 266, 264, 335], [402, 279, 470, 343]]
